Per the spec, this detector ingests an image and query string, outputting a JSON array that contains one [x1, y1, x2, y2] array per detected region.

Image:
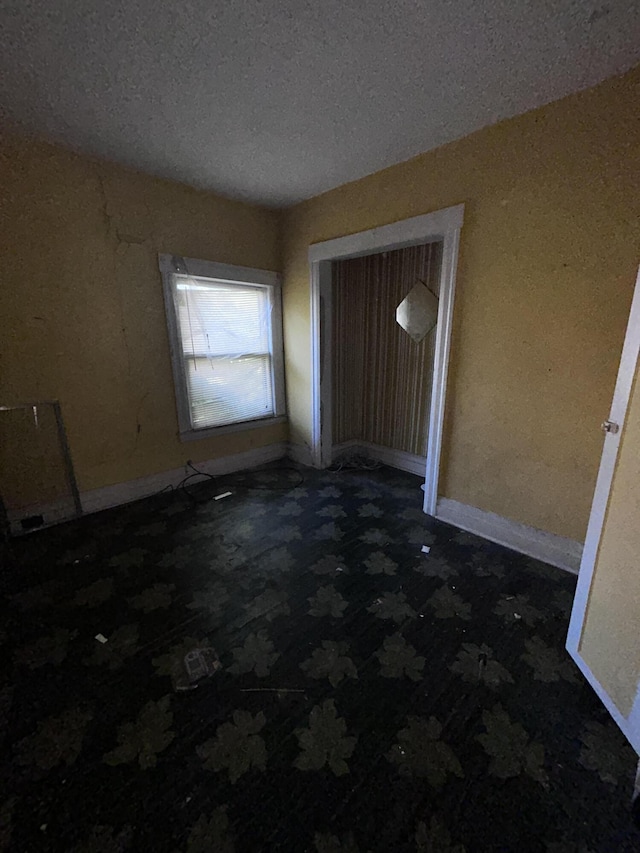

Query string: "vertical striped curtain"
[[332, 241, 443, 457]]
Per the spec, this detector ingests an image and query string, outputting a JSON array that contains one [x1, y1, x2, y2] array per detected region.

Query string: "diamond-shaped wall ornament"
[[396, 281, 439, 343]]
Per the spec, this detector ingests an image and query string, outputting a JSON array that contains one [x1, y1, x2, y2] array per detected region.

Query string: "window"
[[159, 254, 286, 440]]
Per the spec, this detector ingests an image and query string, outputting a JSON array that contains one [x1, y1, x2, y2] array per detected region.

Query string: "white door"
[[567, 264, 640, 756]]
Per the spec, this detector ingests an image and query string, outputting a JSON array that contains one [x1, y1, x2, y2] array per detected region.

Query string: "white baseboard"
[[332, 440, 426, 477], [436, 497, 583, 574], [7, 497, 79, 536], [8, 442, 583, 579], [8, 442, 288, 532], [82, 441, 288, 515], [287, 442, 315, 467]]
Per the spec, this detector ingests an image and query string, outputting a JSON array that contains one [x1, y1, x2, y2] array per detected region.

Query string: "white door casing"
[[308, 204, 464, 515]]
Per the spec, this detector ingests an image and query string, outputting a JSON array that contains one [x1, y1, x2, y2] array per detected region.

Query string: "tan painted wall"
[[579, 363, 640, 717], [282, 65, 640, 542], [0, 131, 284, 501]]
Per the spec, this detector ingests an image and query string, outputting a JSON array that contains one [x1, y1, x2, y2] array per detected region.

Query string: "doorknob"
[[601, 419, 620, 434]]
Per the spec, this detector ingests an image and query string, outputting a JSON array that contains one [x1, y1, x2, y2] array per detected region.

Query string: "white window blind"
[[173, 275, 276, 429]]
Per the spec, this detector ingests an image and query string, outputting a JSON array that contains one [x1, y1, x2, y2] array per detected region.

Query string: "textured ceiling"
[[1, 0, 639, 206]]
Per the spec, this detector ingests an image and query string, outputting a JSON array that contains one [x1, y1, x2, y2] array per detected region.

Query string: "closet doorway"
[[309, 205, 464, 515], [332, 240, 442, 471]]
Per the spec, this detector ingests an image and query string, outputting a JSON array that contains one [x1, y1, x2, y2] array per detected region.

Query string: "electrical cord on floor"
[[154, 460, 305, 506], [148, 468, 214, 505], [328, 454, 382, 473], [177, 468, 217, 504]]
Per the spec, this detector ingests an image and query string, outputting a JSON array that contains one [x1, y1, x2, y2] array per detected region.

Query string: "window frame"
[[158, 254, 286, 442]]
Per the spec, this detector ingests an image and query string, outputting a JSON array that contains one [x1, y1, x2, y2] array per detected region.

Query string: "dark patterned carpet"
[[1, 462, 639, 853]]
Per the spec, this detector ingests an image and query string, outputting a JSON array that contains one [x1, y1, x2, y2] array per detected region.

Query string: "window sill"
[[178, 414, 287, 443]]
